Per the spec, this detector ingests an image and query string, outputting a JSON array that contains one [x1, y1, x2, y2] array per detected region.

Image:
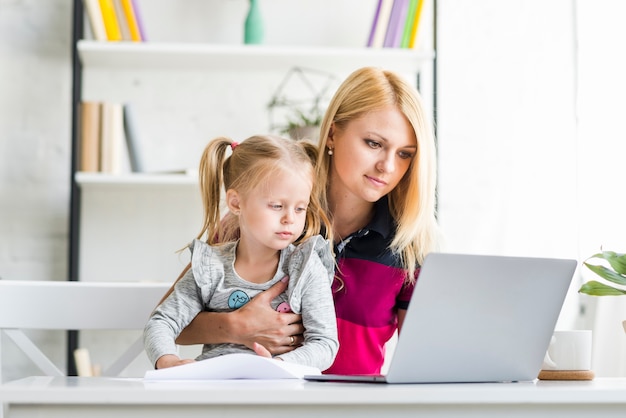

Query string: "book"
[[113, 0, 132, 41], [120, 0, 143, 42], [369, 0, 394, 48], [98, 0, 122, 41], [99, 102, 124, 173], [144, 353, 321, 381], [384, 0, 410, 48], [83, 0, 107, 41], [79, 101, 101, 172], [400, 0, 419, 48], [122, 102, 144, 172], [366, 0, 383, 47], [408, 0, 426, 49]]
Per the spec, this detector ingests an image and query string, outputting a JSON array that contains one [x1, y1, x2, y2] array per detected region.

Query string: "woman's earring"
[[328, 148, 333, 156]]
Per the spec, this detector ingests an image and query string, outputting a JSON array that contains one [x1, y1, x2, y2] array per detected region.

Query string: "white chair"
[[0, 280, 171, 382]]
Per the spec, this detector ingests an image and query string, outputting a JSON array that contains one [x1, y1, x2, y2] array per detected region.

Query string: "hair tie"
[[230, 141, 239, 150]]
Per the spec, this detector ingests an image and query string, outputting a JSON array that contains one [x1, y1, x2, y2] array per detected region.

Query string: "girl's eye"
[[270, 204, 283, 210], [365, 139, 381, 149], [295, 207, 307, 213]]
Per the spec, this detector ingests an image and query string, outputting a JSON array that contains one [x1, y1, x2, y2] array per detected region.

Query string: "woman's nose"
[[376, 153, 395, 173]]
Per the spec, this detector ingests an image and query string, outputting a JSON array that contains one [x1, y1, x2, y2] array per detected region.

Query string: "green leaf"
[[603, 251, 626, 275], [579, 280, 626, 296], [583, 262, 626, 286]]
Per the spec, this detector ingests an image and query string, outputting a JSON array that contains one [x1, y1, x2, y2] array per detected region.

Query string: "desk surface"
[[2, 376, 626, 418]]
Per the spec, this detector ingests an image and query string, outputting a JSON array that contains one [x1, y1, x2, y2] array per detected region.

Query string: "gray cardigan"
[[144, 235, 338, 370]]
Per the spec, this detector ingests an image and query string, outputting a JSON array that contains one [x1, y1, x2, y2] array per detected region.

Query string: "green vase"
[[244, 0, 264, 44]]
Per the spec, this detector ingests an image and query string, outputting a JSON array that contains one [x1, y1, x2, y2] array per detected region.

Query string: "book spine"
[[83, 0, 107, 41], [367, 0, 383, 47], [113, 0, 132, 41], [120, 0, 143, 42], [98, 0, 122, 41], [384, 0, 410, 48], [122, 102, 144, 172], [371, 0, 394, 48], [131, 0, 147, 41], [408, 0, 426, 49], [100, 102, 124, 173], [400, 0, 419, 48], [79, 101, 101, 172]]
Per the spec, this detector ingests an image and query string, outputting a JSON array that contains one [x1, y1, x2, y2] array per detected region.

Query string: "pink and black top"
[[325, 197, 418, 375]]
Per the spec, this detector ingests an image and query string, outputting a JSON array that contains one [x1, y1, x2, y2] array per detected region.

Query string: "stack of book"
[[78, 101, 143, 173], [84, 0, 145, 42], [367, 0, 426, 49]]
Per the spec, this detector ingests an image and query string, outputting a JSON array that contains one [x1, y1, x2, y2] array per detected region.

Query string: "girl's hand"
[[155, 354, 195, 369], [252, 342, 272, 358]]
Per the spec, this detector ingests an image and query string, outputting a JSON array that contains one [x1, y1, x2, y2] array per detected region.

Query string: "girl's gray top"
[[144, 235, 338, 370]]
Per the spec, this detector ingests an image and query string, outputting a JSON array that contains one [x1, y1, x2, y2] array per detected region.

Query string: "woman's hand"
[[175, 278, 305, 355], [230, 278, 305, 354]]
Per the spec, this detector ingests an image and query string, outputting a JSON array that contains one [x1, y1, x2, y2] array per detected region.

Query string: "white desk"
[[1, 376, 625, 418]]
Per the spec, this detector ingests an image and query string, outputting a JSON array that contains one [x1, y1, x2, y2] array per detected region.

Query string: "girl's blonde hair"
[[316, 67, 439, 282], [196, 134, 332, 246]]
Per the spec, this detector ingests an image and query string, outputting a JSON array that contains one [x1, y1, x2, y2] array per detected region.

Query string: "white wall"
[[0, 0, 73, 382], [2, 0, 624, 381], [437, 1, 580, 323]]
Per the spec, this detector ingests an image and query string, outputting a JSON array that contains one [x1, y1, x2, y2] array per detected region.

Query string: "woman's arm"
[[397, 308, 408, 334], [161, 266, 305, 355]]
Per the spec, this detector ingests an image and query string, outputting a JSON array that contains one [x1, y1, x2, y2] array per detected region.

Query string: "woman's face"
[[328, 106, 416, 203]]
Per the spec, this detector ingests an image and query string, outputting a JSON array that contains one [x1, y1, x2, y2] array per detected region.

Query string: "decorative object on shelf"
[[244, 0, 264, 44], [267, 67, 339, 142], [578, 249, 626, 333]]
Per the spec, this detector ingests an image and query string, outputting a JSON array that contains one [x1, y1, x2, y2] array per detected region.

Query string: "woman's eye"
[[398, 151, 414, 160], [365, 139, 381, 149]]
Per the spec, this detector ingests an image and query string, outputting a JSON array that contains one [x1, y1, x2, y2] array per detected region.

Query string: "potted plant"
[[267, 67, 338, 142], [578, 250, 626, 332], [579, 250, 626, 296]]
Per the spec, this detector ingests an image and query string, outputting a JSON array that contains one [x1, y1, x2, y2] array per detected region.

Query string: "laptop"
[[305, 253, 577, 384]]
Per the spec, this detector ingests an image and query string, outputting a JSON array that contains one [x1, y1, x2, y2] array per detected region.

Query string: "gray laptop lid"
[[306, 253, 576, 384]]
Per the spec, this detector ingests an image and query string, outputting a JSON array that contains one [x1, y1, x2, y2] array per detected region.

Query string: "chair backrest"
[[0, 280, 171, 381]]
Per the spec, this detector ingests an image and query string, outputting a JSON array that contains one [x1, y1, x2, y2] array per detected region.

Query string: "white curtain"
[[437, 0, 626, 376], [575, 0, 626, 377]]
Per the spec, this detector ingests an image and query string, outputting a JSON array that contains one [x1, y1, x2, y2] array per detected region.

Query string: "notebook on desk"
[[304, 253, 577, 384]]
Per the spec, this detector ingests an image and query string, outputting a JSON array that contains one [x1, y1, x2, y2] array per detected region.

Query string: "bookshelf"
[[68, 0, 437, 376]]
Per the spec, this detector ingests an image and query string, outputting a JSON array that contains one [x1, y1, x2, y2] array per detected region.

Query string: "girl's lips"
[[276, 231, 293, 239]]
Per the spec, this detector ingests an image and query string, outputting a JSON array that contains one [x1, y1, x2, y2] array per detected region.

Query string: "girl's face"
[[328, 106, 416, 203], [235, 169, 312, 253]]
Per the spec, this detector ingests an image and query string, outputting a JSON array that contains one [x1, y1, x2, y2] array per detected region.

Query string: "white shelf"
[[77, 40, 434, 74], [75, 171, 198, 189]]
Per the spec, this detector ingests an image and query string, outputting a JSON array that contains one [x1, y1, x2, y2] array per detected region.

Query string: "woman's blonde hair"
[[196, 134, 332, 246], [316, 67, 439, 282]]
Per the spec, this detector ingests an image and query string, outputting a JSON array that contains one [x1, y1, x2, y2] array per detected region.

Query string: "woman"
[[168, 67, 440, 375]]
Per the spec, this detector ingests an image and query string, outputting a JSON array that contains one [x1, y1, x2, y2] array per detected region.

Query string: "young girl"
[[144, 135, 338, 371]]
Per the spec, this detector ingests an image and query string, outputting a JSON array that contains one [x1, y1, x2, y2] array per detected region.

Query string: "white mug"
[[542, 330, 592, 371]]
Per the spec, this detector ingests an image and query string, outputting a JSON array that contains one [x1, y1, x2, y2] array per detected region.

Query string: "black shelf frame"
[[67, 0, 84, 376]]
